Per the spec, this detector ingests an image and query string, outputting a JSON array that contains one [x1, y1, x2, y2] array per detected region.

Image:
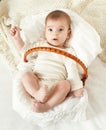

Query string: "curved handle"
[[24, 47, 88, 84]]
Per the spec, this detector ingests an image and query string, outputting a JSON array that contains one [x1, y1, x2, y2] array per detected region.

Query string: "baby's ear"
[[67, 29, 71, 40]]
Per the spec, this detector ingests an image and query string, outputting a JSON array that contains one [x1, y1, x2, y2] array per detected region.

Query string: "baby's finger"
[[10, 29, 16, 36], [10, 30, 14, 36]]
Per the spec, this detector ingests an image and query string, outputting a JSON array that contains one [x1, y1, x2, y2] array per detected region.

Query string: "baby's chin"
[[47, 41, 59, 47]]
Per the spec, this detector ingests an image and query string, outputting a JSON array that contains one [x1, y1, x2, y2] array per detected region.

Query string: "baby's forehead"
[[46, 17, 67, 22], [46, 18, 69, 26]]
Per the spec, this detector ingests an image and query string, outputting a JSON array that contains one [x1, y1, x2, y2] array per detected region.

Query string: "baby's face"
[[45, 18, 70, 47]]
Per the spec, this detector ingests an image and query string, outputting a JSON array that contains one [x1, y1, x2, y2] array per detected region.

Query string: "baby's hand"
[[72, 88, 84, 98], [10, 26, 20, 40]]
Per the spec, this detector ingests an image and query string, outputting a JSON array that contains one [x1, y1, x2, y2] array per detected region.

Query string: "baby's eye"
[[48, 28, 53, 31], [59, 28, 64, 32]]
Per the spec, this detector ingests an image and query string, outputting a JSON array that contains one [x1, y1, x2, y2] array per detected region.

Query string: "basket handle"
[[24, 47, 88, 85]]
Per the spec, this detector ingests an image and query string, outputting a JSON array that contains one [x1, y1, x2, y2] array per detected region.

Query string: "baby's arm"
[[64, 48, 84, 97], [10, 26, 24, 52], [66, 63, 84, 97]]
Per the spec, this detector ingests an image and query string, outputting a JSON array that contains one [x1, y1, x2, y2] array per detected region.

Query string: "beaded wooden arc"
[[24, 47, 88, 84]]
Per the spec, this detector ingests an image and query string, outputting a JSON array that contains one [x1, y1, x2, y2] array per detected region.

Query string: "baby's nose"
[[53, 30, 59, 35]]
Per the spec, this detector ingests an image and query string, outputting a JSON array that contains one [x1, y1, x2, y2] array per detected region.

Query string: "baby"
[[10, 10, 84, 112]]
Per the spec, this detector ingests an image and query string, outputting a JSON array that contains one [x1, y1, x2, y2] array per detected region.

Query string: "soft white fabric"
[[80, 0, 106, 62], [8, 0, 71, 25], [20, 9, 102, 67]]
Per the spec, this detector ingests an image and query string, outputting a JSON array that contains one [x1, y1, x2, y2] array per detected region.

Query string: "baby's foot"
[[72, 88, 84, 98], [34, 85, 49, 103], [32, 101, 50, 113]]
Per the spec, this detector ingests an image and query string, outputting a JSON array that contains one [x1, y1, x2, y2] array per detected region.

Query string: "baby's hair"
[[45, 10, 71, 29]]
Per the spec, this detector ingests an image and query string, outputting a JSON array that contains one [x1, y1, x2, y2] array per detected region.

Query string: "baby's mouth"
[[53, 38, 58, 41]]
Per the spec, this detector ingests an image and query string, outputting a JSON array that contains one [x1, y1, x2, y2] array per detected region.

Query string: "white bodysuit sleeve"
[[64, 48, 83, 91]]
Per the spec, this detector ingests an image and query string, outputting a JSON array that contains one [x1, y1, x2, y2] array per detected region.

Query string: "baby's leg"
[[36, 85, 49, 103], [21, 71, 48, 102], [32, 80, 71, 112]]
